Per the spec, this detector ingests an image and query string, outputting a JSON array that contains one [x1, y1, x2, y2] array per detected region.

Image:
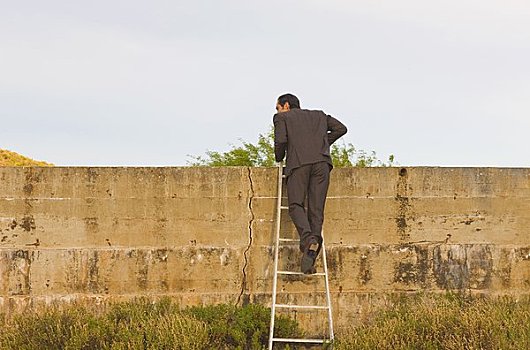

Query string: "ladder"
[[268, 162, 334, 349]]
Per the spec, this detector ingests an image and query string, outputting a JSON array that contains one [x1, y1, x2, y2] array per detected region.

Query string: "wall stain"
[[86, 168, 99, 184], [497, 249, 513, 287], [359, 251, 372, 285], [433, 245, 493, 290], [23, 183, 33, 196], [9, 250, 32, 295], [20, 216, 36, 232], [23, 168, 40, 196], [326, 246, 349, 278], [21, 169, 39, 235], [84, 217, 99, 233], [393, 245, 429, 286], [154, 249, 170, 291], [433, 245, 468, 289], [395, 168, 413, 240], [467, 245, 493, 289], [136, 250, 149, 290], [87, 251, 100, 293]]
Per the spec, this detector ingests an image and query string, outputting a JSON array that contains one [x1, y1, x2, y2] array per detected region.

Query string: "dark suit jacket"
[[273, 109, 347, 175]]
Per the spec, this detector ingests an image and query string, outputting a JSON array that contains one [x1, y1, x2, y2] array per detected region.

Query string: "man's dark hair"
[[277, 93, 300, 109]]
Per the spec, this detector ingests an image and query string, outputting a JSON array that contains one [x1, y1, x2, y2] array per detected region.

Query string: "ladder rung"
[[277, 271, 325, 276], [272, 338, 329, 343], [279, 205, 308, 211], [275, 304, 329, 310], [278, 238, 299, 242]]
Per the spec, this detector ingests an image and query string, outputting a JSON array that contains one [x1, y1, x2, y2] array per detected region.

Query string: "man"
[[273, 93, 347, 274]]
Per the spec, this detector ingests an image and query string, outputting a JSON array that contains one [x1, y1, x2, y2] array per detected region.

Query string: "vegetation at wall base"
[[185, 303, 301, 349], [1, 294, 528, 349], [335, 292, 530, 350], [0, 299, 301, 350], [0, 149, 53, 167]]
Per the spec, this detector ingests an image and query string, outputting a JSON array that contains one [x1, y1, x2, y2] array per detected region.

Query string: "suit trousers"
[[286, 161, 331, 252]]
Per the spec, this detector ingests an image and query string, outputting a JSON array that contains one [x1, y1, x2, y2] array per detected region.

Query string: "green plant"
[[185, 303, 302, 350], [188, 129, 276, 167], [330, 141, 396, 167], [188, 127, 396, 167]]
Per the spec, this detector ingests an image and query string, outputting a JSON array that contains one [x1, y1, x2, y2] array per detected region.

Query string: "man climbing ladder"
[[273, 93, 347, 274]]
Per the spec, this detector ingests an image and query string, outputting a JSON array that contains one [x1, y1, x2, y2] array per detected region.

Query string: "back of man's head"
[[277, 93, 300, 109]]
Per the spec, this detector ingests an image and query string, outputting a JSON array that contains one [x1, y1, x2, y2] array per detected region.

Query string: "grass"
[[0, 149, 53, 166], [0, 299, 208, 350], [0, 294, 528, 349], [335, 293, 530, 350], [0, 298, 301, 350]]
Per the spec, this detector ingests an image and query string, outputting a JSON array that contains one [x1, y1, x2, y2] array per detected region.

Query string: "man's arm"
[[327, 115, 347, 145], [273, 113, 287, 162]]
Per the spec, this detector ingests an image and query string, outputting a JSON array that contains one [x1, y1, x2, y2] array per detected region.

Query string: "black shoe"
[[301, 242, 319, 274]]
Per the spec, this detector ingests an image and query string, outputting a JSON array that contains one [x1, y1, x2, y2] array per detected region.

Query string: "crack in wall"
[[236, 167, 255, 306]]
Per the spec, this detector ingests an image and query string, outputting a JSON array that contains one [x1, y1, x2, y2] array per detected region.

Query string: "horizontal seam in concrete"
[[4, 290, 530, 300], [0, 246, 250, 252], [0, 292, 247, 299], [250, 195, 512, 199], [2, 195, 520, 201], [0, 244, 527, 251]]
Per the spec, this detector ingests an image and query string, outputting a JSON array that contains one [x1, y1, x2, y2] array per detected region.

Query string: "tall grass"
[[0, 298, 301, 350], [1, 294, 528, 349], [0, 299, 208, 350], [335, 293, 530, 350]]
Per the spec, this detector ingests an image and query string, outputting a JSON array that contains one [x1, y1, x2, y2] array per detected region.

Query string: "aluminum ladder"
[[268, 162, 334, 349]]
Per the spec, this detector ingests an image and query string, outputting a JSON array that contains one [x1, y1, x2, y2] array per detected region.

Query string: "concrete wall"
[[0, 166, 529, 332]]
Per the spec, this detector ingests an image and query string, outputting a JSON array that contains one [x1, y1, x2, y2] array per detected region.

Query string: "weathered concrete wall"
[[0, 166, 529, 332]]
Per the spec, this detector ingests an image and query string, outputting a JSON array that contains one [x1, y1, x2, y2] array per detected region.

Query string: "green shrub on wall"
[[188, 127, 396, 167]]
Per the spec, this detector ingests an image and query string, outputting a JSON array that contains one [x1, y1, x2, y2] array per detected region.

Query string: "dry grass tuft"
[[0, 149, 53, 166]]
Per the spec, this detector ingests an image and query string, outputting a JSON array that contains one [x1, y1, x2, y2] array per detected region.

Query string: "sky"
[[1, 0, 529, 167]]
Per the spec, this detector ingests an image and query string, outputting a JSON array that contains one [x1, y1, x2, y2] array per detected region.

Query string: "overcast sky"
[[1, 0, 529, 167]]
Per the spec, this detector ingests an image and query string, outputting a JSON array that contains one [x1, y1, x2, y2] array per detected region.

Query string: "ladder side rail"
[[268, 162, 284, 350], [321, 232, 335, 342]]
